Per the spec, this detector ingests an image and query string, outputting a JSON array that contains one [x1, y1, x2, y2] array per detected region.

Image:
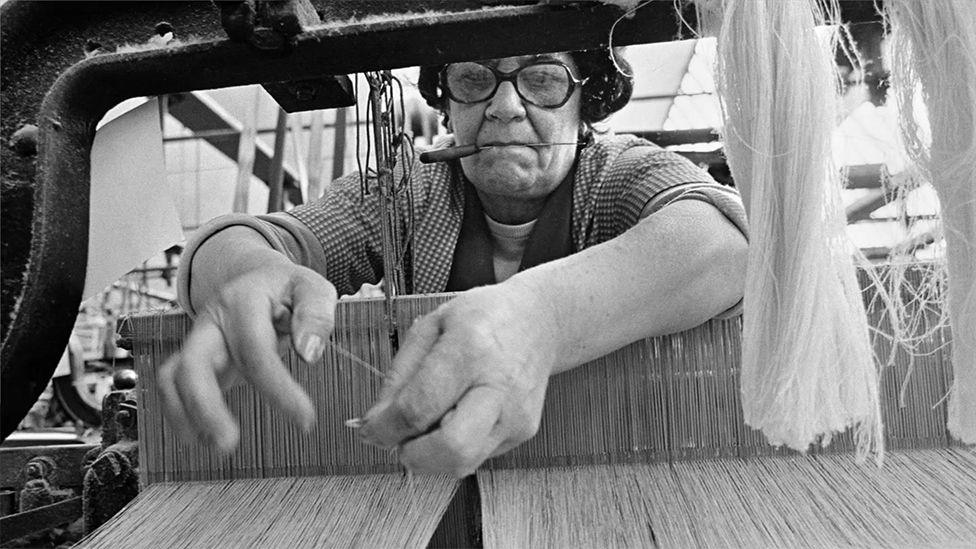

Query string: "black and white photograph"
[[1, 0, 974, 547]]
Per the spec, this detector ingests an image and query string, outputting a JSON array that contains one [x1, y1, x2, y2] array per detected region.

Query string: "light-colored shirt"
[[484, 215, 536, 282]]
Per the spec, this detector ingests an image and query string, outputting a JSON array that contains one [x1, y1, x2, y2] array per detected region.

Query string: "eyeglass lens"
[[445, 62, 573, 107]]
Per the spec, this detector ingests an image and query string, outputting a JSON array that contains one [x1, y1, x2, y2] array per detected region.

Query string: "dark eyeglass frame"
[[440, 60, 589, 109]]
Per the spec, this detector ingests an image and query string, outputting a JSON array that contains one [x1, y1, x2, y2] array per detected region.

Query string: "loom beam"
[[0, 0, 882, 440]]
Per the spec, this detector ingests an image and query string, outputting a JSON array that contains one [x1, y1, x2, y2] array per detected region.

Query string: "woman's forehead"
[[479, 52, 575, 69]]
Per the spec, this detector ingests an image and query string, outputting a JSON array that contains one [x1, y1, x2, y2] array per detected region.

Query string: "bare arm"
[[517, 199, 746, 374], [358, 199, 747, 475]]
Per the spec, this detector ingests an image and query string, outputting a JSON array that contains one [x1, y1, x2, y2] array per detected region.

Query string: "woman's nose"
[[485, 81, 526, 121]]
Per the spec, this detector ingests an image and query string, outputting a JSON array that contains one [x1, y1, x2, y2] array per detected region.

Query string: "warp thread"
[[79, 474, 458, 548], [479, 449, 976, 548]]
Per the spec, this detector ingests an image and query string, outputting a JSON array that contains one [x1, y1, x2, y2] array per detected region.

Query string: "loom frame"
[[0, 0, 882, 439]]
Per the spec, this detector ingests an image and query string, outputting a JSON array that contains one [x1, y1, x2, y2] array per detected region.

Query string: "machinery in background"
[[0, 371, 139, 546]]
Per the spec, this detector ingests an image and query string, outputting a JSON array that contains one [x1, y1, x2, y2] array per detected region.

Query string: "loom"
[[1, 0, 974, 546], [93, 270, 976, 547]]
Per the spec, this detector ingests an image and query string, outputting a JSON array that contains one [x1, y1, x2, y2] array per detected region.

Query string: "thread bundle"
[[885, 0, 976, 444], [698, 0, 883, 459]]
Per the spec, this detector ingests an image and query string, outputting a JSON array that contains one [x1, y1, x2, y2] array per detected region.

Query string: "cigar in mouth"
[[418, 142, 580, 164]]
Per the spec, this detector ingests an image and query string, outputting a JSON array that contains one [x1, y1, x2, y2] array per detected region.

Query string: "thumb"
[[288, 268, 338, 362]]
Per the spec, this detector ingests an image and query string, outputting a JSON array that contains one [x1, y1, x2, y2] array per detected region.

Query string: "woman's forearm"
[[508, 200, 748, 374]]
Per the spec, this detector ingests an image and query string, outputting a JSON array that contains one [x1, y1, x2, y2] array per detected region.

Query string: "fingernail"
[[298, 334, 324, 362], [345, 417, 364, 429]]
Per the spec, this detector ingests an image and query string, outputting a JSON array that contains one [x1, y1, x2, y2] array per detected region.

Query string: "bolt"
[[155, 21, 174, 36], [84, 39, 105, 58], [290, 83, 316, 102], [112, 369, 138, 390], [9, 124, 38, 156], [25, 463, 42, 479]]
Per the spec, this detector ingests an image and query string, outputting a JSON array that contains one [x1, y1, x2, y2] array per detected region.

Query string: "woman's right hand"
[[158, 259, 338, 452]]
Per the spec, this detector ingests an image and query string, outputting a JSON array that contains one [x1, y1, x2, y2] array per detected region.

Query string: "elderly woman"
[[161, 48, 748, 476]]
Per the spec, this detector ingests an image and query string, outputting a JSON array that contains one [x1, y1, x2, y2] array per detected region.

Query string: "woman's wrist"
[[187, 226, 291, 313], [499, 273, 568, 376]]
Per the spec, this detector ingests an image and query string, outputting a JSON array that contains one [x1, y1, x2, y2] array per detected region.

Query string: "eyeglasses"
[[441, 60, 588, 109]]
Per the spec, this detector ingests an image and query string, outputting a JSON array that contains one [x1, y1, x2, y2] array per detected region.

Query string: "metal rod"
[[366, 72, 404, 345]]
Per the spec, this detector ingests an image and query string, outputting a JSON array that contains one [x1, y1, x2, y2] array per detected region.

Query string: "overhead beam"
[[167, 92, 304, 206]]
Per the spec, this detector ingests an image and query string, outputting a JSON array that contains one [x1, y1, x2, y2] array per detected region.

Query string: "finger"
[[213, 298, 316, 430], [359, 324, 468, 448], [399, 386, 504, 477], [344, 313, 439, 429], [174, 316, 240, 451], [288, 272, 338, 363], [157, 352, 198, 441]]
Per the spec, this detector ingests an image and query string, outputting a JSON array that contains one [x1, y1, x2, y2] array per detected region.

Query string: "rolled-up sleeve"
[[176, 212, 329, 316], [610, 145, 749, 320], [642, 182, 748, 241]]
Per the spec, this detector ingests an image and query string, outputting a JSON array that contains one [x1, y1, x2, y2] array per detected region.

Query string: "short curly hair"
[[417, 48, 633, 130]]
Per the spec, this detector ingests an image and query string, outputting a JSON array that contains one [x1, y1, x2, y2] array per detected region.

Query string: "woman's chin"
[[475, 150, 535, 174]]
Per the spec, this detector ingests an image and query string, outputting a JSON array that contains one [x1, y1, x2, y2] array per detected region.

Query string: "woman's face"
[[449, 53, 582, 223]]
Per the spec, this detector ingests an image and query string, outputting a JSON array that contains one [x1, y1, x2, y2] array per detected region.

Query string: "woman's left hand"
[[356, 280, 559, 477]]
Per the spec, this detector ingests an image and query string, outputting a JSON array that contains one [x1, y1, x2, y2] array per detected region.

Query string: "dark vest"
[[446, 165, 576, 291]]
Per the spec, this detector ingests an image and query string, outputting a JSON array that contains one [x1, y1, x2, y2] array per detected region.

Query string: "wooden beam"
[[846, 188, 889, 222], [232, 87, 261, 213], [266, 107, 289, 212], [331, 107, 349, 183], [289, 113, 309, 204], [306, 110, 326, 201]]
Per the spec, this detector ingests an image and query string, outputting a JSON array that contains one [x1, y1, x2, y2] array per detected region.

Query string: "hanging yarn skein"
[[886, 0, 976, 444], [696, 0, 883, 459]]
